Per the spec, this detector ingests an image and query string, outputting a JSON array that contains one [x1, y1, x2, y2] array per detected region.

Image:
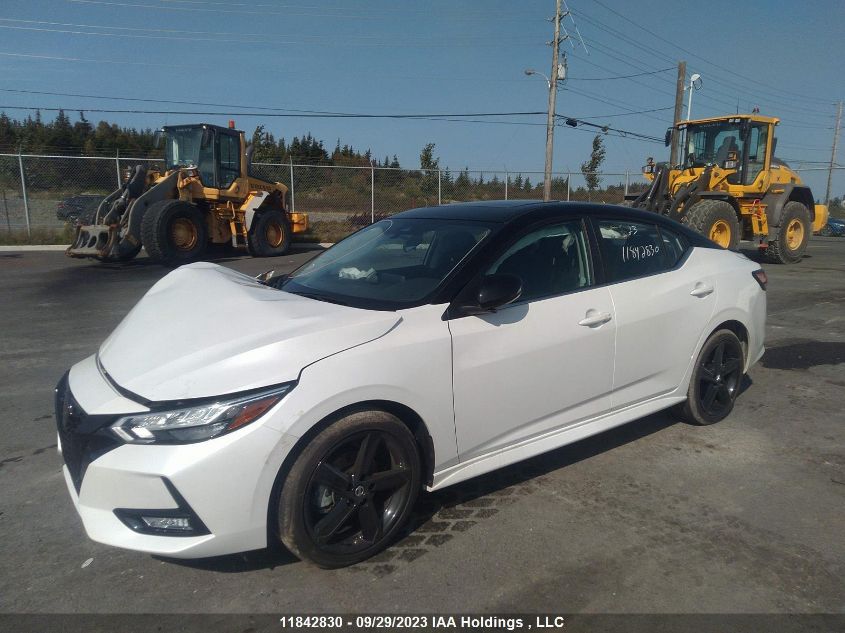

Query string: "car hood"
[[98, 262, 401, 402]]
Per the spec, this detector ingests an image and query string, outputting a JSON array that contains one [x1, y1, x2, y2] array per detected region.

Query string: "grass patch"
[[0, 225, 74, 245], [297, 219, 362, 244]]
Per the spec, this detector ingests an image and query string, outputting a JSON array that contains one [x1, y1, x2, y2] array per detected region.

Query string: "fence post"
[[370, 166, 375, 223], [115, 149, 122, 187], [505, 170, 508, 200], [289, 159, 295, 213], [17, 150, 31, 238], [566, 172, 571, 201], [624, 170, 629, 197], [437, 169, 442, 206]]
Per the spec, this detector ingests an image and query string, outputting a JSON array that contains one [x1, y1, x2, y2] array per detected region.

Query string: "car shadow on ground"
[[158, 407, 691, 573], [762, 339, 845, 370]]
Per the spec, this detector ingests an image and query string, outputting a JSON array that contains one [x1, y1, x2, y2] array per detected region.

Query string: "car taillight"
[[752, 269, 767, 291]]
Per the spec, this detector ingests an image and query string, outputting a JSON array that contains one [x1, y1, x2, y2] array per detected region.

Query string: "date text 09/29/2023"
[[278, 615, 568, 629]]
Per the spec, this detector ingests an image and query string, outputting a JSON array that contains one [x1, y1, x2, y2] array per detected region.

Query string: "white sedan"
[[56, 201, 767, 567]]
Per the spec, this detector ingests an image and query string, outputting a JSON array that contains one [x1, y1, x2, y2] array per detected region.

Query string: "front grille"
[[55, 373, 122, 492]]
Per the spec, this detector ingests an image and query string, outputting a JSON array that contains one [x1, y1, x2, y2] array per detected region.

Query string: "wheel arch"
[[678, 310, 755, 399], [762, 184, 815, 232], [787, 187, 816, 221], [264, 399, 435, 547], [711, 319, 749, 366], [694, 193, 743, 222]]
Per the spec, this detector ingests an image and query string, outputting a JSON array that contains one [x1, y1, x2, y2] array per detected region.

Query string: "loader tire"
[[765, 201, 811, 264], [141, 200, 208, 265], [248, 208, 291, 257], [682, 199, 740, 250]]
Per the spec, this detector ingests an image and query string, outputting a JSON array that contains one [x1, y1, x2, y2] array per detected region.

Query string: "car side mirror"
[[445, 273, 523, 319], [478, 273, 522, 311], [467, 273, 523, 315], [664, 128, 672, 147]]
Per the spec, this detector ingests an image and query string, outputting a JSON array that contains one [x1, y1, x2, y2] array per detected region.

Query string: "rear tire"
[[819, 225, 832, 237], [247, 208, 291, 257], [682, 199, 740, 250], [276, 410, 421, 568], [765, 201, 811, 264], [140, 200, 208, 265], [674, 329, 744, 426]]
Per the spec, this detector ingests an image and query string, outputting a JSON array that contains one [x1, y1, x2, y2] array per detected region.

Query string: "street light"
[[524, 68, 551, 89], [686, 73, 702, 120]]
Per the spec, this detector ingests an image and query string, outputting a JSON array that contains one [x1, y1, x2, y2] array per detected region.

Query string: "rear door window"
[[659, 226, 688, 268], [594, 219, 669, 282]]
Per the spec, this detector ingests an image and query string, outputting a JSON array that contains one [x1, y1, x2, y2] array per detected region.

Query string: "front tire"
[[765, 201, 811, 264], [140, 200, 208, 265], [276, 410, 421, 568], [682, 199, 740, 250], [248, 208, 291, 257], [675, 329, 745, 425]]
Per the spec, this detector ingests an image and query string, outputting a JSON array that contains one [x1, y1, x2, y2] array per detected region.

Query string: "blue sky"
[[0, 0, 842, 196]]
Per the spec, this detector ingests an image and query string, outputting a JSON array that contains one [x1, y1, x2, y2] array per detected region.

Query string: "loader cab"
[[678, 115, 777, 187], [162, 124, 242, 190]]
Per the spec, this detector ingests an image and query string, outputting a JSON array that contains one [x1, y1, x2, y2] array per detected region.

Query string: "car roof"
[[396, 199, 549, 222], [394, 200, 717, 248]]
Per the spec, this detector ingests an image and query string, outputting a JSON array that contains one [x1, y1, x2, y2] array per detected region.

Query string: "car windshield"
[[280, 218, 492, 310]]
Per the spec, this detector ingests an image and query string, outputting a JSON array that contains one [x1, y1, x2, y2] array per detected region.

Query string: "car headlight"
[[110, 384, 294, 444]]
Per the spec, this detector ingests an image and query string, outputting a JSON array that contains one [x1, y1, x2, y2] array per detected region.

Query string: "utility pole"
[[669, 60, 686, 167], [825, 100, 842, 205], [542, 0, 562, 202]]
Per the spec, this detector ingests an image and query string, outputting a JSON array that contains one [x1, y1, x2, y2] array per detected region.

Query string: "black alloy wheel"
[[697, 339, 742, 418], [675, 329, 745, 425], [277, 411, 421, 567]]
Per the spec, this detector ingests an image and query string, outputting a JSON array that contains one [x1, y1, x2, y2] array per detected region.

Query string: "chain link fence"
[[0, 153, 840, 243]]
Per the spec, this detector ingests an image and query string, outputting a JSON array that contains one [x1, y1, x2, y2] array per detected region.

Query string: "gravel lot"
[[0, 238, 843, 621]]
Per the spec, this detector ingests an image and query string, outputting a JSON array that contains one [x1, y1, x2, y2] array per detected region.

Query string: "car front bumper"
[[57, 357, 297, 558]]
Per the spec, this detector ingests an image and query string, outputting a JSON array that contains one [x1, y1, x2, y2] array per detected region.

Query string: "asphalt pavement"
[[0, 239, 843, 619]]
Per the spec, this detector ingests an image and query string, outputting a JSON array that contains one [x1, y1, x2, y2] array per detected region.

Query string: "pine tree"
[[580, 134, 607, 200]]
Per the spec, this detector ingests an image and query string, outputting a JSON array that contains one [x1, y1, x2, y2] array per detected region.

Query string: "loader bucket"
[[66, 224, 118, 259]]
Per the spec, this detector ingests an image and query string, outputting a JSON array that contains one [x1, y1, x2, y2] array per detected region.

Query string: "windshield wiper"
[[288, 290, 351, 306]]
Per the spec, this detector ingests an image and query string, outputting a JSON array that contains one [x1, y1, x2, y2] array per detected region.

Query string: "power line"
[[70, 0, 536, 20], [569, 67, 674, 81], [0, 17, 532, 43], [0, 50, 159, 66], [0, 95, 546, 119], [589, 0, 838, 110], [555, 114, 663, 143], [0, 20, 538, 47], [575, 106, 674, 119], [0, 104, 558, 130], [572, 5, 837, 119], [562, 85, 672, 125]]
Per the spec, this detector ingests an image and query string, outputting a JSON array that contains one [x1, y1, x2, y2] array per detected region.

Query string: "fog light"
[[142, 516, 193, 531], [113, 478, 210, 537]]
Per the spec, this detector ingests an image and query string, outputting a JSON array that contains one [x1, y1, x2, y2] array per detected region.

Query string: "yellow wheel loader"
[[67, 122, 308, 265], [627, 114, 828, 264]]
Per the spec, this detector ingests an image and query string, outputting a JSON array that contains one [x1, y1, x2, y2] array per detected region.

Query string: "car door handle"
[[578, 310, 612, 327], [690, 282, 714, 298]]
